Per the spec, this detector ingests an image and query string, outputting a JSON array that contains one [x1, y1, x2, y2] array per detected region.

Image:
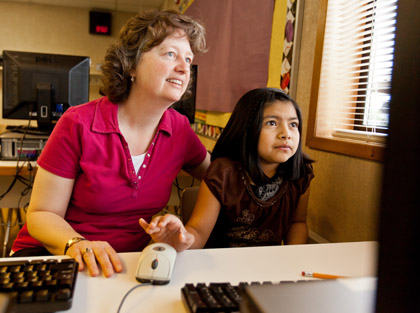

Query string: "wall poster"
[[280, 0, 304, 99]]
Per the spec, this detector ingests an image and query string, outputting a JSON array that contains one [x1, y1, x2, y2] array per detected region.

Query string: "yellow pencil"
[[301, 271, 346, 279]]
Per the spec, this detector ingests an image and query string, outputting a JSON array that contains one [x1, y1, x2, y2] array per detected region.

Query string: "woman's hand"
[[139, 214, 194, 252], [66, 240, 123, 278]]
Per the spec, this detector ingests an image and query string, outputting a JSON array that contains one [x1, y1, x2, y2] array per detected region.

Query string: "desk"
[[0, 160, 37, 176], [6, 241, 378, 313]]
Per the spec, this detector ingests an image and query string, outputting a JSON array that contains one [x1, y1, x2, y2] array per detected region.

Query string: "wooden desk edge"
[[0, 161, 38, 176]]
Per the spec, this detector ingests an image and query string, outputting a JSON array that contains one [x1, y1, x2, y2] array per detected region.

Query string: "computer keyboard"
[[181, 281, 307, 313], [0, 258, 79, 313]]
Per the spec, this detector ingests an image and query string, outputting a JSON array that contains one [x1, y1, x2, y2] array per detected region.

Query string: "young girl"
[[140, 88, 314, 250]]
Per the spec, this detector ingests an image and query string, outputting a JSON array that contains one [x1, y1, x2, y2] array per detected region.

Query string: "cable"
[[172, 176, 196, 200], [0, 119, 35, 203], [116, 282, 152, 313], [189, 176, 195, 187], [174, 177, 182, 199]]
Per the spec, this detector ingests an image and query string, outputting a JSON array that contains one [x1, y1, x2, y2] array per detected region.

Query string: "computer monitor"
[[171, 64, 197, 124], [2, 50, 90, 132], [375, 1, 419, 312]]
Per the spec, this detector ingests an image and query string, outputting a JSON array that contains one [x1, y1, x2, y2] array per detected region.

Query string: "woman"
[[11, 10, 210, 278]]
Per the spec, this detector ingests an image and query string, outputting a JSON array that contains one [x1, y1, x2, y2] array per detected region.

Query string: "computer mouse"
[[135, 243, 177, 285]]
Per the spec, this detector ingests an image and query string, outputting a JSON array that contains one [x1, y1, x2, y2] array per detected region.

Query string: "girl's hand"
[[139, 214, 194, 252], [66, 240, 123, 278]]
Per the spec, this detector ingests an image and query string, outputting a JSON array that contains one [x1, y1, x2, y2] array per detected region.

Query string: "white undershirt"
[[132, 153, 146, 173]]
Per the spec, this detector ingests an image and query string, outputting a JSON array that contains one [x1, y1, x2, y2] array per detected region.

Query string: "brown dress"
[[204, 157, 314, 248]]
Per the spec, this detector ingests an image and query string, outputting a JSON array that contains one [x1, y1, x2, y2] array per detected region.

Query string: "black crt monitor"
[[171, 64, 197, 124], [375, 0, 420, 312], [2, 50, 90, 132]]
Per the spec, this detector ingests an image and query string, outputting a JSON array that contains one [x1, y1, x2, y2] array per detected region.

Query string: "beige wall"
[[0, 1, 134, 126], [296, 0, 383, 242]]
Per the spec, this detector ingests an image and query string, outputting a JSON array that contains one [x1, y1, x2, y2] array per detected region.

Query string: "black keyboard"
[[182, 281, 290, 313], [0, 258, 78, 313]]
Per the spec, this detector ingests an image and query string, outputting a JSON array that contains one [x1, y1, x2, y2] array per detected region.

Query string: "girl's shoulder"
[[293, 161, 315, 194], [209, 157, 240, 171], [304, 160, 314, 175], [204, 158, 247, 204], [206, 157, 243, 181]]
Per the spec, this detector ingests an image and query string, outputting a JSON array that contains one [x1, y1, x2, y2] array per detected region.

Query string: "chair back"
[[180, 186, 199, 223]]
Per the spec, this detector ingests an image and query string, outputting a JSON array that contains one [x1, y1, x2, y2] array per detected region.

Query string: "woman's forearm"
[[25, 167, 78, 255], [27, 210, 82, 255]]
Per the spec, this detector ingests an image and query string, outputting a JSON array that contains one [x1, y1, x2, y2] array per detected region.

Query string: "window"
[[307, 0, 398, 161]]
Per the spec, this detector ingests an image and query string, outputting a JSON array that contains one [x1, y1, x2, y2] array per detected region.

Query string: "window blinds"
[[317, 0, 398, 140]]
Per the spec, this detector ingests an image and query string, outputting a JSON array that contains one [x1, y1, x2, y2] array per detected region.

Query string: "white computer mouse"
[[135, 243, 177, 285]]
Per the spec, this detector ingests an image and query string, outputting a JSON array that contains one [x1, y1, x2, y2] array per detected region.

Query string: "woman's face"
[[258, 100, 300, 178], [132, 29, 194, 105]]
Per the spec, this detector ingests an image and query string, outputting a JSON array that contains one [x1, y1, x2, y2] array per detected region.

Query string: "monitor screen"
[[375, 1, 419, 312], [2, 50, 90, 132], [171, 64, 197, 124]]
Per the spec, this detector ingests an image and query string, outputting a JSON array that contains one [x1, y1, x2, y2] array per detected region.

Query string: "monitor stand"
[[36, 82, 53, 132]]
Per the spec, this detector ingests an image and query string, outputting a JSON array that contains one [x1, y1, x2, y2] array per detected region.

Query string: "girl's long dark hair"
[[211, 88, 313, 185]]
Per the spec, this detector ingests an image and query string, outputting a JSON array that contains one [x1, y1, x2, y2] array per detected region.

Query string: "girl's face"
[[258, 100, 300, 178], [131, 29, 194, 105]]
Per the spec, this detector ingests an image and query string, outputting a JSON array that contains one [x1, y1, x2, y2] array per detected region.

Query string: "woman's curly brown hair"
[[100, 10, 207, 103]]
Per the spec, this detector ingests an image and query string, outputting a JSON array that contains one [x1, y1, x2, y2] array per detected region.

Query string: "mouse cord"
[[117, 282, 153, 313]]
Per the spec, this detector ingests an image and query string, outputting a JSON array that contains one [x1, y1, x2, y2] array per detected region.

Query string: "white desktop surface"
[[4, 241, 378, 313]]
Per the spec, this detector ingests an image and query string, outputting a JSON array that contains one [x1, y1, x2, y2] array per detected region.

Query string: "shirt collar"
[[91, 96, 173, 136]]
